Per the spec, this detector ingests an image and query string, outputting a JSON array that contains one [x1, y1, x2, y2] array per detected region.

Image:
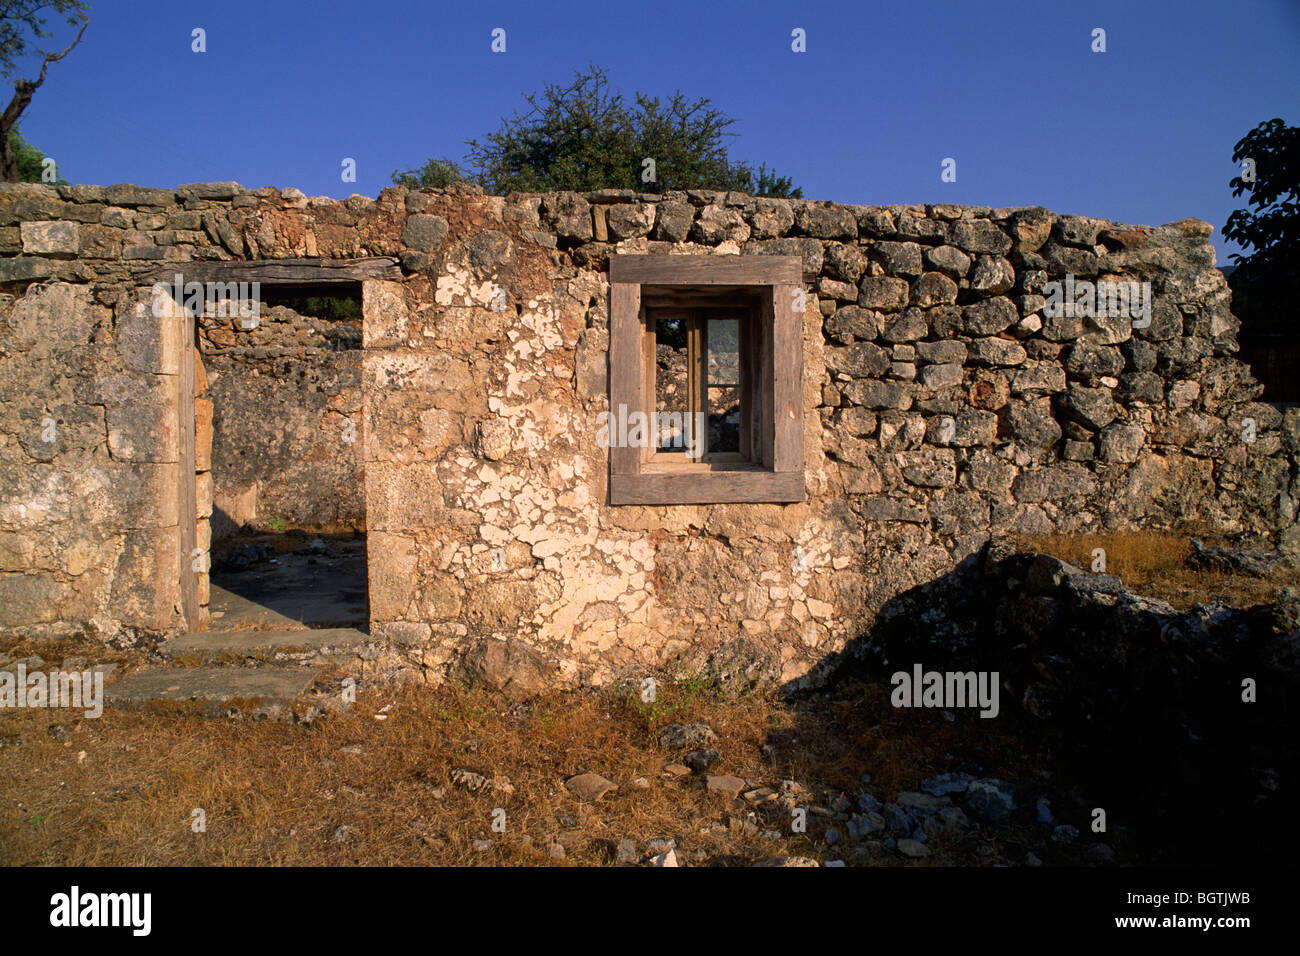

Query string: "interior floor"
[[206, 531, 368, 633]]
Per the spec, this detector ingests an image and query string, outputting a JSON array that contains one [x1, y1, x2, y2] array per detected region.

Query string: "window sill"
[[609, 470, 804, 505]]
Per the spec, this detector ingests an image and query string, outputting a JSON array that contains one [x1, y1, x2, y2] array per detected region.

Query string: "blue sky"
[[15, 0, 1299, 261]]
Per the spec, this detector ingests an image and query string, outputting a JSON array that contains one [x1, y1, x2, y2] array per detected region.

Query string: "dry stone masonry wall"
[[0, 180, 1295, 691]]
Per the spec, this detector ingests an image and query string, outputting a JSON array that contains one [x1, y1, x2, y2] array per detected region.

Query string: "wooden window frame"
[[608, 254, 804, 505], [643, 305, 751, 466]]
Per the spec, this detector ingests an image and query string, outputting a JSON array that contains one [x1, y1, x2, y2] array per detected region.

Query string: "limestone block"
[[20, 220, 80, 256], [194, 397, 213, 471], [196, 471, 213, 518], [367, 531, 417, 621]]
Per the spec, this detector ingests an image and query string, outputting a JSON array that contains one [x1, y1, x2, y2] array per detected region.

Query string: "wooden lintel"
[[141, 257, 401, 286]]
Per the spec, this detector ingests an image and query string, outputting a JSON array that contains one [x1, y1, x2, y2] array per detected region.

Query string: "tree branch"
[[0, 15, 84, 181]]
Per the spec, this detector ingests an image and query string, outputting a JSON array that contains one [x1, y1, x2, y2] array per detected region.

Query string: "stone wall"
[[196, 302, 363, 540], [0, 180, 1294, 686], [0, 277, 186, 643]]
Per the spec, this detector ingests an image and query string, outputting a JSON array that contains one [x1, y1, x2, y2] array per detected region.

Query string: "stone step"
[[161, 627, 375, 666], [104, 665, 323, 720]]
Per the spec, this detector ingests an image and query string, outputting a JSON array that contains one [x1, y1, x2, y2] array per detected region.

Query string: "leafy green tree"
[[1224, 118, 1299, 332], [0, 1, 88, 182], [398, 66, 801, 198], [8, 126, 62, 182]]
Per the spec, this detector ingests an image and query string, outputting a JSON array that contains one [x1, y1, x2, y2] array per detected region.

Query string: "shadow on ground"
[[207, 507, 368, 633], [772, 542, 1299, 866]]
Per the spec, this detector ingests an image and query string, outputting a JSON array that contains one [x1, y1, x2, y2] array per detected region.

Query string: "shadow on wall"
[[774, 542, 1299, 865]]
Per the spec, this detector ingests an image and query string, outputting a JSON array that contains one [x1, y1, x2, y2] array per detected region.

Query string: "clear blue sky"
[[15, 0, 1299, 261]]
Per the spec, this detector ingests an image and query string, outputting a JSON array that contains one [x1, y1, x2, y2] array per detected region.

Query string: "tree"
[[0, 1, 88, 182], [396, 66, 801, 198], [1223, 118, 1299, 331], [8, 126, 63, 182], [391, 156, 468, 190]]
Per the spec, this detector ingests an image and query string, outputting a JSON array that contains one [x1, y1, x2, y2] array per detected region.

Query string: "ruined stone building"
[[1, 180, 1295, 691]]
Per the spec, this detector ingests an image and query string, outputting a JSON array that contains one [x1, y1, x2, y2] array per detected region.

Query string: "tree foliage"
[[390, 156, 469, 190], [0, 0, 88, 79], [394, 66, 801, 198], [0, 1, 87, 181], [1223, 118, 1299, 328], [8, 126, 61, 181]]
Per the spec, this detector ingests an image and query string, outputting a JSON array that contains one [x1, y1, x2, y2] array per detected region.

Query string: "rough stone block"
[[194, 398, 213, 472], [365, 461, 444, 531], [20, 220, 79, 256], [367, 531, 417, 621], [110, 526, 181, 629]]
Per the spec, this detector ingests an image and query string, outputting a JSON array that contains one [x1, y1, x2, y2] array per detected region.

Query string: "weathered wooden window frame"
[[608, 254, 804, 505]]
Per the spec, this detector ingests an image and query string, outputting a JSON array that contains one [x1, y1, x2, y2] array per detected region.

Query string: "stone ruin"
[[1, 179, 1296, 693]]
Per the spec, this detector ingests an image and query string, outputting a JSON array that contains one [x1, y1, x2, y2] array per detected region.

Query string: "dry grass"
[[1009, 530, 1299, 611], [1, 649, 1053, 867], [11, 528, 1276, 867]]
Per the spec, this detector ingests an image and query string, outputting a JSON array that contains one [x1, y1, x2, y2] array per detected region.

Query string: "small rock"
[[646, 837, 677, 854], [684, 747, 721, 772], [564, 772, 618, 802], [847, 812, 885, 839], [663, 763, 691, 777], [648, 849, 679, 867], [936, 806, 969, 831], [825, 827, 842, 845], [883, 803, 915, 834], [657, 723, 717, 748], [706, 774, 746, 797], [1036, 799, 1055, 824], [472, 839, 492, 853], [632, 776, 651, 789], [331, 825, 356, 844], [547, 842, 566, 860], [897, 838, 931, 858], [743, 787, 777, 804], [856, 792, 883, 813], [1025, 851, 1043, 867], [614, 838, 638, 864], [897, 791, 945, 815], [920, 772, 973, 796], [450, 769, 488, 792], [824, 860, 846, 867], [1052, 824, 1079, 844], [965, 778, 1016, 822]]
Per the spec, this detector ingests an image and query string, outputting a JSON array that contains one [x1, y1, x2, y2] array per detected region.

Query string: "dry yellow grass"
[[1009, 530, 1298, 611], [0, 650, 1045, 867], [14, 528, 1266, 866]]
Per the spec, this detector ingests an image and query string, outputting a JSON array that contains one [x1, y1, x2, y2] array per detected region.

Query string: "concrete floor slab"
[[162, 627, 371, 661], [105, 666, 322, 719]]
